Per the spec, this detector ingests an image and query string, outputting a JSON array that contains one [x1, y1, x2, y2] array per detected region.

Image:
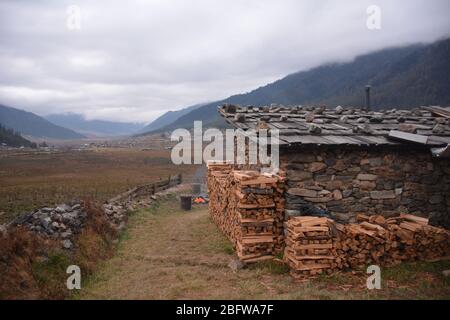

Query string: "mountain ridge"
[[0, 105, 86, 140], [138, 102, 208, 134], [141, 38, 450, 134]]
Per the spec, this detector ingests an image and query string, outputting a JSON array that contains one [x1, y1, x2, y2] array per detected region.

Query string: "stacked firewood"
[[332, 213, 450, 269], [207, 162, 234, 241], [285, 213, 450, 278], [207, 162, 285, 262], [273, 175, 286, 254], [284, 217, 336, 278]]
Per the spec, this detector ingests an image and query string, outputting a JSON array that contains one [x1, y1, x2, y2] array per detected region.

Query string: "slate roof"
[[218, 105, 450, 147]]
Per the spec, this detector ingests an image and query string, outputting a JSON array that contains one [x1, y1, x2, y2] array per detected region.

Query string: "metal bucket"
[[180, 195, 192, 211]]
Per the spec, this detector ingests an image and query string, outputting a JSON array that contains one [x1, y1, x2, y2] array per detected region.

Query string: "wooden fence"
[[107, 173, 182, 204]]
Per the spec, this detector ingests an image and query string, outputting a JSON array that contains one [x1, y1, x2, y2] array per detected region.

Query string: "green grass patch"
[[32, 251, 72, 299], [383, 261, 450, 283], [250, 260, 290, 275]]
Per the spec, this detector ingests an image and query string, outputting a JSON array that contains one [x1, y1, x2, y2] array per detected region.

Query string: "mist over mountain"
[[3, 39, 450, 139], [141, 38, 450, 134], [45, 113, 146, 137]]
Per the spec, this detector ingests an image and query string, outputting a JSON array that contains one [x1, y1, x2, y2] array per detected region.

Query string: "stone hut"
[[218, 104, 450, 229]]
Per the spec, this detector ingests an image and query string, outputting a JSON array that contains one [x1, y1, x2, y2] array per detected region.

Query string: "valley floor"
[[0, 147, 197, 223], [76, 195, 450, 300]]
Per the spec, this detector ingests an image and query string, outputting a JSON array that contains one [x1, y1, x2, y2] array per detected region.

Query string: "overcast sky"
[[0, 0, 449, 123]]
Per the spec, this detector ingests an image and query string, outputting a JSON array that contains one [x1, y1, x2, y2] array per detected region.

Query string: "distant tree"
[[0, 123, 35, 148]]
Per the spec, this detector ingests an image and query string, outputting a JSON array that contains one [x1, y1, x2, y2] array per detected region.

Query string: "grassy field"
[[0, 148, 198, 223], [1, 147, 448, 299], [76, 195, 450, 300]]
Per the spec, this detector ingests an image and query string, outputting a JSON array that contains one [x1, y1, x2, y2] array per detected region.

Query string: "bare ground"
[[76, 195, 450, 300]]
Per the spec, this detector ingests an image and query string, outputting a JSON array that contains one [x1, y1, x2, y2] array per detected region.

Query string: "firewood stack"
[[285, 213, 450, 278], [207, 162, 285, 262], [207, 161, 234, 241], [284, 217, 336, 278], [332, 213, 450, 269]]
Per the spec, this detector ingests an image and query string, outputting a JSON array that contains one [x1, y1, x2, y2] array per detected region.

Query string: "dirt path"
[[77, 196, 450, 300]]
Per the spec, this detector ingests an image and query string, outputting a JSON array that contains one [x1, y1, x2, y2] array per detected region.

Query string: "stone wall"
[[280, 146, 450, 229], [3, 174, 183, 250]]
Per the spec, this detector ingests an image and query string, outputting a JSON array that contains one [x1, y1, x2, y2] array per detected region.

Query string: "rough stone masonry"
[[218, 104, 450, 230], [281, 145, 450, 229]]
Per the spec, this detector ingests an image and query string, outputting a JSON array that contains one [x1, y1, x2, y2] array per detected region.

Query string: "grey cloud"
[[0, 0, 449, 122]]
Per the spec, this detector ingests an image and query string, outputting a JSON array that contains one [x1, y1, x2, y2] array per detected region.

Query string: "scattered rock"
[[55, 204, 71, 213], [308, 124, 322, 134], [339, 115, 349, 123], [62, 239, 73, 249], [228, 258, 245, 272], [61, 230, 72, 239], [369, 116, 383, 123], [305, 112, 315, 123]]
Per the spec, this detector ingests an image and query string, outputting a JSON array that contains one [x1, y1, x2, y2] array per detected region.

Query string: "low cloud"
[[0, 0, 449, 122]]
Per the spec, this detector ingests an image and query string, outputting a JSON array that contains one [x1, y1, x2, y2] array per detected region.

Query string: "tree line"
[[0, 124, 36, 148]]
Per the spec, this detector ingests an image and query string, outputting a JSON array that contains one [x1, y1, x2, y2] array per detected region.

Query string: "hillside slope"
[[149, 38, 450, 132], [0, 105, 86, 140], [139, 103, 207, 134], [0, 124, 35, 148]]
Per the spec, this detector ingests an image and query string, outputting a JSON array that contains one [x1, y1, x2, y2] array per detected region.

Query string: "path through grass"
[[76, 197, 450, 300]]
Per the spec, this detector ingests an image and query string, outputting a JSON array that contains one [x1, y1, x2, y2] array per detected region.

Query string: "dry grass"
[[0, 200, 118, 299], [1, 148, 448, 300], [0, 227, 51, 299], [76, 197, 450, 300], [0, 148, 196, 223]]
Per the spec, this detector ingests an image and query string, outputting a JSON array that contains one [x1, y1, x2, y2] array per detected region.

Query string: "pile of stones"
[[8, 201, 87, 250], [1, 181, 185, 250], [102, 203, 127, 231]]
